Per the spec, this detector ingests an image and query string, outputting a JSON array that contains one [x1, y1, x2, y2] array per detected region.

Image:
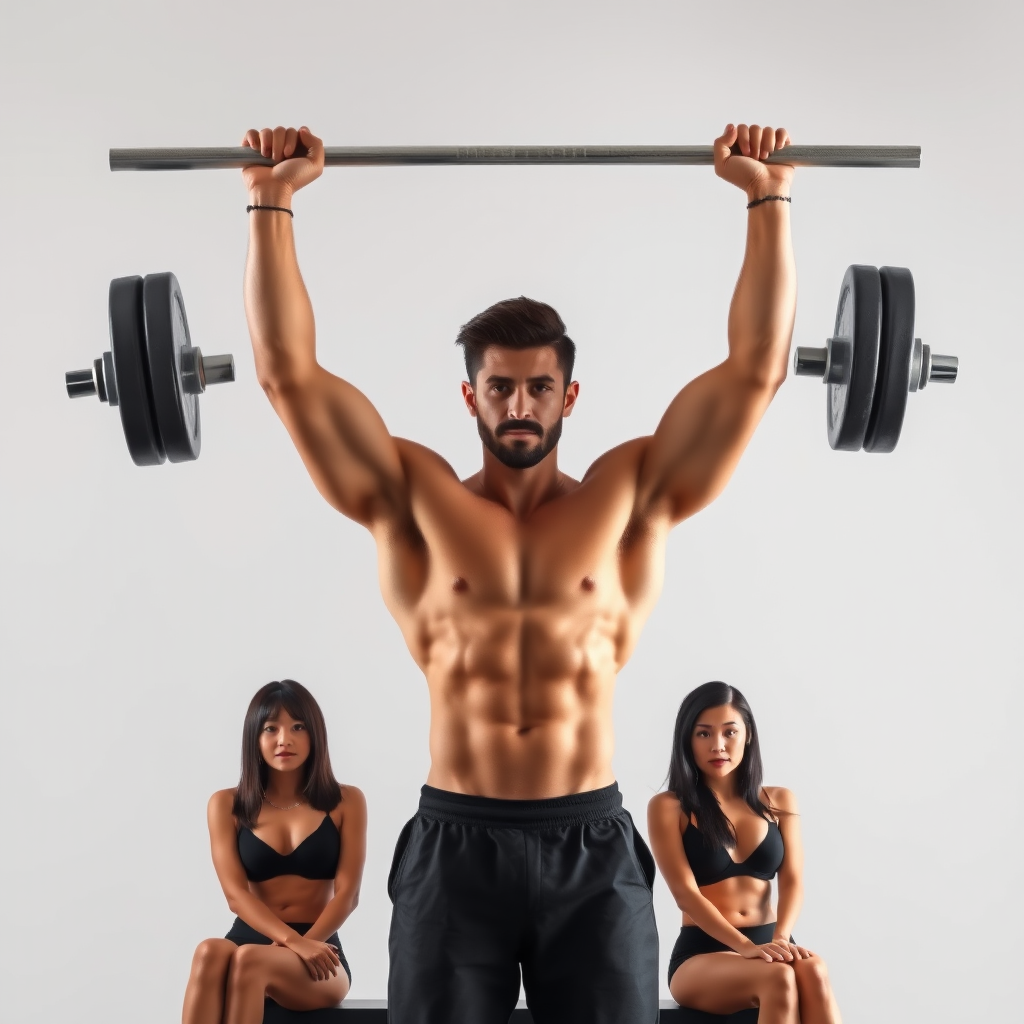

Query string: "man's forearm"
[[727, 195, 796, 386], [244, 191, 317, 390]]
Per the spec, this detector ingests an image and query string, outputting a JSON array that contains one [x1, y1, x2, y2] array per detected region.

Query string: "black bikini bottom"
[[668, 922, 791, 986], [224, 916, 351, 983]]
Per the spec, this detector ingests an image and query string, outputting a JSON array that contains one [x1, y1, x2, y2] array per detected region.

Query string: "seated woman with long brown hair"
[[181, 679, 366, 1024], [648, 681, 841, 1024]]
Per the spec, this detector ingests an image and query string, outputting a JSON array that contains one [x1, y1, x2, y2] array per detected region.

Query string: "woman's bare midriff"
[[248, 876, 334, 925], [683, 875, 776, 930]]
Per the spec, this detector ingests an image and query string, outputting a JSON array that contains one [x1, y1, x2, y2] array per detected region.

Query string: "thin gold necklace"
[[264, 796, 305, 810]]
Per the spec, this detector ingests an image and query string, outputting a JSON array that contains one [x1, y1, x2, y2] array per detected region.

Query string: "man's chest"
[[410, 487, 638, 604]]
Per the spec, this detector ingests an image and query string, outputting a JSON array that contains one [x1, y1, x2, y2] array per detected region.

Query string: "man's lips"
[[496, 423, 543, 437]]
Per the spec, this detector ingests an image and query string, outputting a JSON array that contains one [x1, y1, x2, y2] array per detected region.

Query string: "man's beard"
[[477, 417, 563, 469]]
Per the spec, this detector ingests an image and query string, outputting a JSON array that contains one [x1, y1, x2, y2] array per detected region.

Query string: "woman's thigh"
[[670, 951, 791, 1014], [233, 944, 349, 1010]]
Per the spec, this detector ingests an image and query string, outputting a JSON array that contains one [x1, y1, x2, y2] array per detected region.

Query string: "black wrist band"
[[246, 204, 294, 217], [746, 195, 791, 209]]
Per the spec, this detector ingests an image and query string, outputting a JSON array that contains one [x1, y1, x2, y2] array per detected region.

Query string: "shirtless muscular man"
[[241, 121, 795, 1024]]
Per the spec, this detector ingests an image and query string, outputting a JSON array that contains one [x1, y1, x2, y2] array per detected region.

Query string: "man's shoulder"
[[393, 437, 461, 480], [581, 436, 652, 483]]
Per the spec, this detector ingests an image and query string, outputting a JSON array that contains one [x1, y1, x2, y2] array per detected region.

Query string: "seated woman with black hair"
[[182, 679, 366, 1024], [647, 682, 841, 1024]]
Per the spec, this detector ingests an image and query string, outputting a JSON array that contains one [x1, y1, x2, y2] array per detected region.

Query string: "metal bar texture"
[[110, 144, 921, 171]]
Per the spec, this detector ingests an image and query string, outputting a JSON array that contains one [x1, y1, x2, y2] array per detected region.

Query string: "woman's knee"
[[191, 939, 234, 979], [227, 943, 269, 988], [757, 962, 799, 1009], [793, 954, 831, 993]]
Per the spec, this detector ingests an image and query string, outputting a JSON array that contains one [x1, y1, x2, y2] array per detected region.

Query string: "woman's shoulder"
[[647, 790, 686, 829], [648, 790, 680, 811], [207, 788, 239, 827], [335, 783, 367, 822], [762, 786, 798, 816]]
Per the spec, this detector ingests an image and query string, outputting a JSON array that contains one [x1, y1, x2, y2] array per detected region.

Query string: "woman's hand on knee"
[[282, 935, 342, 981], [773, 938, 815, 960], [740, 940, 795, 962]]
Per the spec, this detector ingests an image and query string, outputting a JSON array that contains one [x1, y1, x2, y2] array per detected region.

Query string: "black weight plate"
[[142, 272, 201, 462], [863, 266, 915, 453], [108, 276, 165, 466], [827, 265, 881, 451]]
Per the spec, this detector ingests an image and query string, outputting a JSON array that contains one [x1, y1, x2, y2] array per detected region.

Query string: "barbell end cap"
[[929, 354, 958, 383], [201, 353, 235, 386], [66, 367, 98, 399], [793, 346, 828, 378]]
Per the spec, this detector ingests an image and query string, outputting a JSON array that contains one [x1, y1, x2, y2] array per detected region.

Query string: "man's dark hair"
[[455, 296, 576, 387]]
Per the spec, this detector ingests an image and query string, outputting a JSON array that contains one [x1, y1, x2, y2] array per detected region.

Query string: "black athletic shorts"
[[387, 783, 659, 1024], [224, 916, 352, 984]]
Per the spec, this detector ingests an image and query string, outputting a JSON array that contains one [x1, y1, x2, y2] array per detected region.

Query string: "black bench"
[[264, 998, 758, 1023]]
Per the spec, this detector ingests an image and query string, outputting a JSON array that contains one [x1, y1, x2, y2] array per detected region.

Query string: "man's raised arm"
[[243, 125, 408, 529], [635, 123, 796, 526]]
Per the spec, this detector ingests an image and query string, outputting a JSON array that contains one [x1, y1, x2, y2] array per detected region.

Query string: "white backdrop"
[[1, 2, 1021, 1022]]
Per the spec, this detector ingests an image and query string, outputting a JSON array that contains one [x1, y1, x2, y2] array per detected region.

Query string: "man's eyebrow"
[[483, 374, 557, 384]]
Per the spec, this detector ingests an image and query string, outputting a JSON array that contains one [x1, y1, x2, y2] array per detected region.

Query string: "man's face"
[[462, 346, 579, 470]]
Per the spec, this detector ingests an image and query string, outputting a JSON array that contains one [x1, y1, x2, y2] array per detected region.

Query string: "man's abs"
[[374, 439, 667, 799], [415, 599, 629, 799]]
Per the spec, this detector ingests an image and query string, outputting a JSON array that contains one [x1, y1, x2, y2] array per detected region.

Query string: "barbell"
[[65, 264, 954, 466], [109, 143, 921, 171]]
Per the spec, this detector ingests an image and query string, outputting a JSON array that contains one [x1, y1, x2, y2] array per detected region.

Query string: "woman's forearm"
[[227, 889, 301, 946], [306, 885, 360, 942], [678, 891, 764, 954], [773, 877, 803, 939]]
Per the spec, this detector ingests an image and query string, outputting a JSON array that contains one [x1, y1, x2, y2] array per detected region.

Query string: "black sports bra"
[[238, 814, 340, 883], [683, 818, 784, 888]]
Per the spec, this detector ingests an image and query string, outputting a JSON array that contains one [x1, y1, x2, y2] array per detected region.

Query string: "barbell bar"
[[109, 144, 921, 172], [794, 341, 957, 388]]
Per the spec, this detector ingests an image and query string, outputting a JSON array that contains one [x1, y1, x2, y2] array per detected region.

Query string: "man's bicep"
[[268, 366, 409, 526], [636, 361, 776, 524]]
